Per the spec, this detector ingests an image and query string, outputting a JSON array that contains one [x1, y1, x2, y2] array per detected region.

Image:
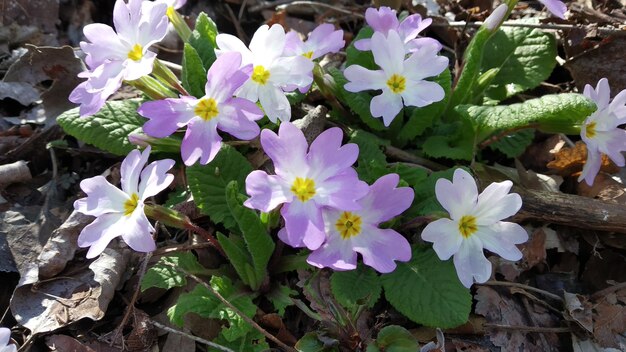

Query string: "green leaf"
[[410, 168, 456, 216], [481, 26, 557, 101], [295, 333, 340, 352], [345, 27, 376, 70], [186, 145, 252, 230], [57, 99, 145, 155], [366, 325, 419, 352], [167, 277, 257, 342], [447, 28, 494, 110], [422, 117, 476, 161], [267, 284, 297, 316], [381, 246, 471, 328], [331, 266, 381, 309], [488, 128, 535, 158], [213, 329, 269, 352], [329, 68, 386, 131], [189, 12, 218, 69], [457, 93, 596, 140], [223, 181, 275, 290], [141, 252, 208, 291], [396, 68, 452, 145], [349, 129, 389, 183], [182, 43, 207, 98], [286, 91, 306, 105]]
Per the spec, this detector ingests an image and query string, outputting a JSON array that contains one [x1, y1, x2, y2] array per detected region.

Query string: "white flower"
[[421, 169, 528, 288], [0, 328, 16, 352], [216, 24, 313, 123]]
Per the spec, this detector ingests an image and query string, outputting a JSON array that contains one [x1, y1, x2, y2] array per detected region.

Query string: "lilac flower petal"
[[476, 222, 527, 261], [305, 23, 345, 59], [435, 169, 478, 220], [307, 127, 359, 181], [359, 173, 414, 224], [270, 56, 314, 88], [365, 6, 399, 32], [344, 65, 386, 92], [421, 218, 463, 260], [81, 24, 126, 68], [586, 77, 610, 110], [205, 52, 249, 102], [216, 33, 254, 64], [260, 122, 309, 177], [258, 84, 291, 123], [406, 37, 443, 53], [236, 79, 260, 103], [244, 171, 292, 212], [473, 181, 522, 225], [181, 118, 222, 166], [249, 24, 285, 65], [404, 44, 449, 80], [139, 97, 198, 138], [283, 30, 304, 57], [0, 328, 11, 347], [74, 175, 128, 216], [120, 205, 156, 253], [307, 234, 357, 271], [370, 90, 404, 126], [315, 173, 369, 211], [121, 147, 150, 195], [217, 99, 262, 140], [578, 146, 602, 185], [79, 212, 126, 259], [123, 51, 157, 81], [280, 201, 326, 249], [398, 14, 431, 42], [610, 90, 626, 119], [538, 0, 567, 19], [354, 226, 411, 273], [371, 31, 404, 75], [113, 0, 142, 42], [453, 236, 492, 288], [401, 80, 445, 108], [138, 159, 175, 200], [69, 62, 125, 117], [353, 38, 371, 51], [137, 1, 169, 48]]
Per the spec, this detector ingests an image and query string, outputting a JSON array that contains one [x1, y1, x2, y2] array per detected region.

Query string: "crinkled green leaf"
[[141, 252, 208, 291], [189, 12, 218, 69], [329, 68, 386, 131], [213, 329, 269, 352], [366, 325, 419, 352], [57, 99, 145, 155], [488, 128, 535, 158], [345, 27, 376, 70], [422, 117, 476, 161], [267, 284, 297, 316], [167, 276, 256, 342], [410, 168, 456, 216], [331, 266, 381, 309], [186, 145, 252, 230], [295, 333, 340, 352], [223, 181, 275, 290], [349, 129, 389, 183], [182, 43, 207, 98], [381, 246, 471, 328], [481, 26, 557, 101], [457, 93, 597, 140]]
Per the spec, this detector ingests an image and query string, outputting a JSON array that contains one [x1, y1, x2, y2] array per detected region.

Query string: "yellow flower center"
[[303, 51, 314, 59], [124, 193, 140, 216], [195, 98, 219, 121], [458, 215, 478, 238], [127, 44, 144, 61], [291, 177, 316, 202], [166, 6, 176, 19], [585, 121, 597, 139], [386, 74, 406, 94], [335, 212, 362, 239], [251, 65, 270, 85]]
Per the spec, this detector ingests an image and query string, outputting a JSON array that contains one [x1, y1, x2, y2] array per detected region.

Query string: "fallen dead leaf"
[[591, 288, 626, 349], [547, 141, 618, 178]]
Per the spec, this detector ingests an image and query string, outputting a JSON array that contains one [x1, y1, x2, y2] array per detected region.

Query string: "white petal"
[[258, 84, 291, 123], [435, 168, 478, 220], [344, 66, 386, 92], [370, 31, 404, 74], [421, 218, 463, 260], [473, 181, 522, 225], [370, 90, 403, 126], [475, 222, 527, 261], [453, 236, 492, 288]]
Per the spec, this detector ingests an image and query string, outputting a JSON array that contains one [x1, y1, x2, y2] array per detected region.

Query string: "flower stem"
[[152, 59, 189, 96], [167, 6, 192, 42], [127, 75, 178, 100]]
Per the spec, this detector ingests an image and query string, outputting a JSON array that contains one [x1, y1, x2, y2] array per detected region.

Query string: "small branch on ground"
[[149, 319, 235, 352]]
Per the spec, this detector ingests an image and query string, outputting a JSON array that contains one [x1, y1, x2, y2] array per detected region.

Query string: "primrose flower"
[[216, 24, 313, 123], [285, 24, 345, 61], [354, 6, 441, 53], [244, 122, 369, 250], [344, 30, 448, 126], [69, 0, 168, 117], [74, 147, 174, 258], [0, 328, 16, 352], [421, 169, 528, 288], [579, 78, 626, 185], [307, 174, 413, 273], [538, 0, 567, 19], [138, 52, 263, 166]]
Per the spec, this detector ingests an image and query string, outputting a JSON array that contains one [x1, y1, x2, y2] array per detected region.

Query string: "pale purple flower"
[[138, 52, 263, 166], [69, 0, 168, 117], [284, 23, 345, 61], [579, 78, 626, 185], [483, 4, 508, 31], [244, 122, 368, 250], [155, 0, 186, 10], [421, 169, 528, 288], [354, 6, 441, 53], [0, 328, 16, 352], [344, 30, 448, 126], [538, 0, 567, 19], [74, 146, 174, 258], [307, 174, 413, 273], [216, 24, 314, 123]]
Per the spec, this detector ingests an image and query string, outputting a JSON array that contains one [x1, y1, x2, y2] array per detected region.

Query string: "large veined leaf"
[[331, 266, 381, 309], [188, 12, 218, 69], [141, 253, 209, 291], [181, 43, 207, 98], [329, 68, 386, 131], [57, 99, 145, 155]]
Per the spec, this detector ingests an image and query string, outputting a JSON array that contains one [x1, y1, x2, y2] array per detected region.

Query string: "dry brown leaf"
[[564, 291, 593, 334], [547, 142, 618, 177], [46, 335, 96, 352], [521, 227, 548, 269], [592, 288, 626, 349]]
